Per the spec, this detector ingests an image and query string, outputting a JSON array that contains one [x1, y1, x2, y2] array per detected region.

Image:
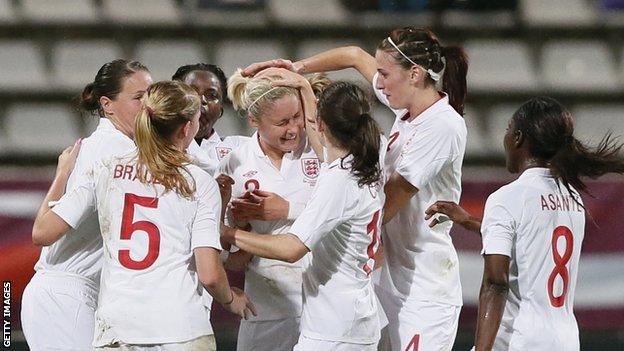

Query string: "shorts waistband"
[[32, 270, 99, 295]]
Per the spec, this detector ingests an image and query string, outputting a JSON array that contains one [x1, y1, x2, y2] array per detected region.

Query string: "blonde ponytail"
[[134, 81, 201, 199]]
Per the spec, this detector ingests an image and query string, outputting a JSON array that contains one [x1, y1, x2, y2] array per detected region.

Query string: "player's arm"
[[474, 254, 510, 351], [382, 171, 419, 224], [425, 201, 482, 233], [194, 247, 257, 319], [221, 225, 309, 264], [243, 46, 377, 84], [32, 140, 81, 246]]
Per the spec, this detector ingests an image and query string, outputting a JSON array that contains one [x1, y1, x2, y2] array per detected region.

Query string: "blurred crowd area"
[[0, 0, 623, 350]]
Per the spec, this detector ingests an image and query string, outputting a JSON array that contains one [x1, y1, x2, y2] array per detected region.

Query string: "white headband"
[[387, 37, 443, 82], [248, 86, 279, 111]]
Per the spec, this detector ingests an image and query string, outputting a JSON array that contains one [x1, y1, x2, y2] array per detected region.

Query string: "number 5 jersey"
[[52, 150, 222, 347], [481, 167, 585, 351]]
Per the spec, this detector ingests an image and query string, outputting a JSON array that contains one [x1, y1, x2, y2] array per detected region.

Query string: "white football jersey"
[[481, 168, 584, 350], [200, 130, 249, 162], [290, 154, 383, 344], [52, 151, 222, 346], [372, 73, 467, 305], [219, 133, 318, 321], [34, 118, 135, 287]]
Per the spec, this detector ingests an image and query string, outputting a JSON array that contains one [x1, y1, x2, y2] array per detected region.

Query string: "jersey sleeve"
[[52, 167, 98, 229], [188, 139, 218, 176], [480, 190, 517, 257], [395, 122, 459, 191], [289, 171, 353, 250], [191, 173, 223, 251]]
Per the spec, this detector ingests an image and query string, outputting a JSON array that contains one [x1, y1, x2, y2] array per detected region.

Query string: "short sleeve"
[[480, 191, 516, 257], [52, 169, 97, 229], [289, 171, 352, 250], [191, 174, 223, 251], [395, 123, 458, 190]]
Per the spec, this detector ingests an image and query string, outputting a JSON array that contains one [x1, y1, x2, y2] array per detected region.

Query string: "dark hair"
[[317, 82, 382, 187], [512, 97, 624, 195], [79, 59, 149, 116], [378, 27, 468, 116], [171, 63, 229, 104]]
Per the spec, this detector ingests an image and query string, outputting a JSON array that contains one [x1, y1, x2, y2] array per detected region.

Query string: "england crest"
[[215, 147, 232, 160], [301, 158, 319, 179]]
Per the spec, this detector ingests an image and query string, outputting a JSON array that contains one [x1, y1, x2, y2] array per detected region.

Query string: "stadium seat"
[[135, 40, 206, 81], [268, 0, 347, 26], [102, 0, 181, 25], [463, 105, 492, 157], [441, 10, 516, 29], [372, 104, 395, 136], [520, 0, 598, 27], [0, 0, 17, 24], [5, 103, 80, 154], [215, 107, 253, 137], [51, 40, 123, 91], [487, 104, 518, 155], [214, 40, 286, 77], [0, 41, 48, 92], [541, 41, 618, 92], [21, 0, 98, 23], [572, 105, 624, 144], [297, 39, 369, 86], [464, 40, 538, 92]]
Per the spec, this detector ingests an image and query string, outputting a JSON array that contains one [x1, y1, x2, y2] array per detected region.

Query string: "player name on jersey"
[[540, 193, 583, 212], [113, 164, 161, 185]]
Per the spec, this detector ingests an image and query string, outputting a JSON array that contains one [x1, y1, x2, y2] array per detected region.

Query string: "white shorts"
[[294, 335, 377, 351], [95, 334, 216, 351], [237, 317, 300, 351], [21, 271, 98, 351], [376, 289, 460, 351]]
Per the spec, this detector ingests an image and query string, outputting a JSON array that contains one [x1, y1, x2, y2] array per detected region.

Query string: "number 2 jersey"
[[481, 167, 584, 350], [52, 151, 222, 346]]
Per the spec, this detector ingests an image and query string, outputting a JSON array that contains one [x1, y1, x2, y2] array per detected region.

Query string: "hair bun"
[[79, 82, 100, 112]]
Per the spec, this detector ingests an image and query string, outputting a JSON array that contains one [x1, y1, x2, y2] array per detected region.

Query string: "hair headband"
[[387, 37, 443, 82], [248, 86, 279, 111]]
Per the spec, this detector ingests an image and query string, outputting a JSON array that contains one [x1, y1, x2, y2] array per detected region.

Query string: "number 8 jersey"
[[51, 151, 222, 347], [481, 167, 585, 351]]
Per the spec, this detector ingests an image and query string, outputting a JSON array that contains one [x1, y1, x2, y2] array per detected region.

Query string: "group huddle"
[[21, 26, 624, 351]]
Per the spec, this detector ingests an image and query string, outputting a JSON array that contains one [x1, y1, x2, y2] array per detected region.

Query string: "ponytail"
[[441, 46, 468, 116], [550, 134, 624, 195], [349, 112, 382, 187], [318, 82, 382, 187], [134, 81, 200, 199], [79, 82, 100, 113]]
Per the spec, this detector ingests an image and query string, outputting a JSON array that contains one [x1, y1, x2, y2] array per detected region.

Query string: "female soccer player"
[[172, 63, 249, 170], [426, 97, 624, 350], [31, 81, 255, 350], [221, 70, 384, 350], [21, 59, 152, 351], [243, 26, 469, 350], [218, 69, 328, 351]]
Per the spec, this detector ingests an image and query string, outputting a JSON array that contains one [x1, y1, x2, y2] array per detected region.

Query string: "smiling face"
[[374, 49, 415, 110], [183, 70, 224, 139], [252, 94, 303, 154]]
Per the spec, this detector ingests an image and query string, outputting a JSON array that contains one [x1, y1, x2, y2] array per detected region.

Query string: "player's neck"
[[406, 88, 442, 121], [325, 146, 348, 164], [518, 157, 549, 174], [107, 115, 134, 139]]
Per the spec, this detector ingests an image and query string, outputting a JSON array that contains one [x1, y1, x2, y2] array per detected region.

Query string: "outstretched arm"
[[243, 46, 377, 84], [221, 225, 309, 264]]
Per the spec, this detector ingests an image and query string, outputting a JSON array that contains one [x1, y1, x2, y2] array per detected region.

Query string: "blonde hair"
[[227, 69, 332, 118], [134, 81, 201, 199]]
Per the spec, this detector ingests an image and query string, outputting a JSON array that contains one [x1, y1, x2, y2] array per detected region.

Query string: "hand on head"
[[242, 59, 297, 77]]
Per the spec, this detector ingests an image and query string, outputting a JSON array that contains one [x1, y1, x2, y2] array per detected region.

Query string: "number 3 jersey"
[[52, 151, 222, 346], [481, 167, 585, 350]]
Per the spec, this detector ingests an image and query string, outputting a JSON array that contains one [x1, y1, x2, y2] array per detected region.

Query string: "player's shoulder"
[[81, 126, 134, 160]]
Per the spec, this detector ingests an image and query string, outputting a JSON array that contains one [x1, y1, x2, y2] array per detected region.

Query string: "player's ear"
[[514, 130, 524, 148], [248, 115, 259, 129], [100, 96, 113, 116], [409, 65, 423, 85], [181, 120, 192, 139]]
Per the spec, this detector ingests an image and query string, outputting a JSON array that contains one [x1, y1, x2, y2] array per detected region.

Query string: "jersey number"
[[387, 131, 400, 151], [119, 193, 160, 270], [363, 210, 381, 275], [405, 334, 420, 351], [547, 225, 573, 307]]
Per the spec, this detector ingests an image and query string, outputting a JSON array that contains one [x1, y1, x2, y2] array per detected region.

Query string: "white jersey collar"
[[97, 118, 133, 142], [405, 92, 450, 126], [518, 167, 552, 180]]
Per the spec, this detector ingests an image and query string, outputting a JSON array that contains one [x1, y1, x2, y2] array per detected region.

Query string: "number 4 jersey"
[[481, 167, 585, 350], [52, 151, 222, 347]]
